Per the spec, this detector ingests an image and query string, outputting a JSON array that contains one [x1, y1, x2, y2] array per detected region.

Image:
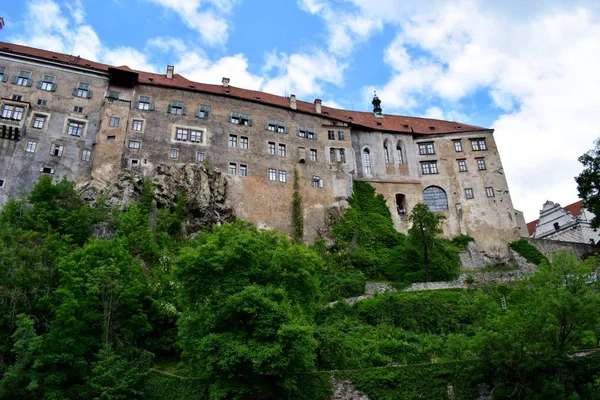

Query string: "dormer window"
[[266, 119, 287, 133], [196, 104, 210, 119], [73, 82, 92, 98], [13, 71, 32, 87], [168, 101, 186, 115], [37, 75, 56, 91], [229, 111, 252, 126], [135, 96, 154, 111]]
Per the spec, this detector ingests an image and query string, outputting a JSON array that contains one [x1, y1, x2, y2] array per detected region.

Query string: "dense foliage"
[[510, 238, 549, 265], [1, 177, 600, 399], [576, 139, 600, 229]]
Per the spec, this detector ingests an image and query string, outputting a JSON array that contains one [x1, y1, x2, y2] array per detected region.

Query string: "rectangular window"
[[268, 142, 276, 155], [312, 176, 321, 188], [73, 106, 84, 113], [457, 159, 467, 172], [477, 158, 486, 170], [190, 130, 203, 143], [107, 135, 116, 141], [269, 168, 277, 181], [228, 163, 237, 175], [33, 115, 46, 129], [266, 119, 286, 133], [68, 121, 85, 137], [338, 131, 345, 140], [170, 149, 179, 160], [0, 66, 6, 82], [37, 99, 48, 106], [330, 148, 337, 163], [340, 149, 346, 163], [328, 130, 335, 140], [421, 161, 439, 175], [298, 126, 316, 139], [41, 167, 55, 174], [132, 120, 143, 132], [169, 100, 185, 115], [471, 139, 487, 151], [279, 170, 287, 183], [52, 144, 64, 157], [196, 152, 205, 162], [229, 111, 251, 126], [196, 105, 210, 119], [228, 135, 238, 148], [81, 149, 92, 162], [109, 116, 120, 127], [26, 140, 37, 153], [108, 90, 120, 99], [418, 142, 435, 155], [137, 96, 153, 110], [74, 82, 91, 98], [1, 105, 24, 121], [465, 188, 474, 199], [240, 164, 248, 177], [279, 143, 286, 157], [15, 71, 32, 86], [486, 187, 495, 197], [310, 149, 317, 161], [128, 140, 141, 149], [176, 128, 188, 141], [12, 95, 22, 101], [240, 136, 249, 149], [454, 140, 463, 152], [39, 75, 56, 91]]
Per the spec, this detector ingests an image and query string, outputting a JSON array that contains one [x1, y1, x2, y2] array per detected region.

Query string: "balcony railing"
[[0, 125, 22, 141]]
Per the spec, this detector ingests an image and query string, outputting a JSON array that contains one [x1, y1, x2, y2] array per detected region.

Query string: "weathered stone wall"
[[330, 378, 370, 400], [0, 54, 108, 203], [526, 237, 596, 261]]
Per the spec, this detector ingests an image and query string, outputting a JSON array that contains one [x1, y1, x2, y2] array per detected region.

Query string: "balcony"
[[0, 124, 22, 141]]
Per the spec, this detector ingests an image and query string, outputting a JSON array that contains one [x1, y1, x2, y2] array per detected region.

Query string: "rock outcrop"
[[82, 164, 235, 234]]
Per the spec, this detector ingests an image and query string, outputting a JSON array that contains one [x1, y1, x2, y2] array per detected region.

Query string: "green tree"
[[408, 203, 445, 282], [475, 252, 600, 397], [175, 222, 324, 399], [576, 139, 600, 229]]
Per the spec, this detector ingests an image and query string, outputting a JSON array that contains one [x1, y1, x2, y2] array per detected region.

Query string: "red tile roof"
[[526, 200, 584, 236], [0, 41, 489, 135]]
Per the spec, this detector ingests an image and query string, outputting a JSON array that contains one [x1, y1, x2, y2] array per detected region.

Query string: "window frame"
[[67, 120, 85, 137], [268, 141, 276, 155], [26, 140, 37, 153], [109, 116, 120, 127], [81, 149, 92, 162], [269, 168, 277, 181], [279, 170, 287, 183], [457, 159, 468, 172], [464, 188, 474, 199], [228, 134, 238, 148], [421, 161, 439, 175], [240, 164, 248, 177], [32, 114, 46, 129], [170, 148, 179, 160], [453, 140, 463, 152], [486, 186, 495, 197], [240, 136, 249, 149], [310, 149, 317, 161], [128, 140, 141, 149], [278, 143, 287, 157], [471, 138, 488, 151], [132, 119, 143, 132], [328, 130, 335, 140], [228, 163, 237, 175], [418, 142, 435, 155], [477, 158, 486, 171]]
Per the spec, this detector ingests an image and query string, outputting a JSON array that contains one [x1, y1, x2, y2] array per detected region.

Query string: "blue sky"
[[1, 0, 600, 221]]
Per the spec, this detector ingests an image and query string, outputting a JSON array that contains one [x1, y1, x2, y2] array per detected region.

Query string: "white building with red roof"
[[527, 200, 599, 244]]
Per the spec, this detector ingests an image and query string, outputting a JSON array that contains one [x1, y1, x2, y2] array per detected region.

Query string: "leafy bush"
[[510, 239, 548, 265]]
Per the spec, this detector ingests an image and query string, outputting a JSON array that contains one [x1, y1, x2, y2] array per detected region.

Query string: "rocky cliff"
[[82, 164, 235, 233]]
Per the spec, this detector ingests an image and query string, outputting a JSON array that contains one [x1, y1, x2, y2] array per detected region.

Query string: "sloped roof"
[[526, 200, 584, 236], [0, 41, 489, 135]]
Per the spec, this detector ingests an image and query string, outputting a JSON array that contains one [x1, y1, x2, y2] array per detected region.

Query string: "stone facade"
[[0, 42, 522, 255], [527, 200, 599, 245]]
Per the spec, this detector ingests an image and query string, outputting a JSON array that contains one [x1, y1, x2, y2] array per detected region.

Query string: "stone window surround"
[[62, 116, 89, 138], [0, 99, 29, 123], [170, 124, 208, 146], [131, 118, 145, 133]]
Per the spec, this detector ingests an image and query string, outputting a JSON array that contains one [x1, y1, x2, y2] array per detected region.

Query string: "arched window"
[[423, 186, 448, 211], [363, 148, 372, 174], [397, 141, 404, 164], [384, 145, 390, 163]]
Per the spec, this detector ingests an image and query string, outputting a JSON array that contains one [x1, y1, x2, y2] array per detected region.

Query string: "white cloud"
[[145, 0, 237, 46], [262, 50, 347, 98], [308, 0, 600, 221]]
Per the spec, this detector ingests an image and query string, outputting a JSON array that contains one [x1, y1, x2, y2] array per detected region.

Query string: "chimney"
[[314, 98, 322, 114], [166, 65, 174, 79], [222, 77, 230, 87], [290, 94, 297, 110]]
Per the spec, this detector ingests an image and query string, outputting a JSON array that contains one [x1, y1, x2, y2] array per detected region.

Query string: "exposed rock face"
[[330, 378, 370, 400], [83, 164, 235, 233]]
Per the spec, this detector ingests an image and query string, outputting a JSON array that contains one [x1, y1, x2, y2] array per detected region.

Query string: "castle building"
[[527, 200, 599, 244], [0, 42, 521, 256]]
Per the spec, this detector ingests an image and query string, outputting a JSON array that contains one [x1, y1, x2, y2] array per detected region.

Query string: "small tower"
[[372, 91, 383, 117]]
